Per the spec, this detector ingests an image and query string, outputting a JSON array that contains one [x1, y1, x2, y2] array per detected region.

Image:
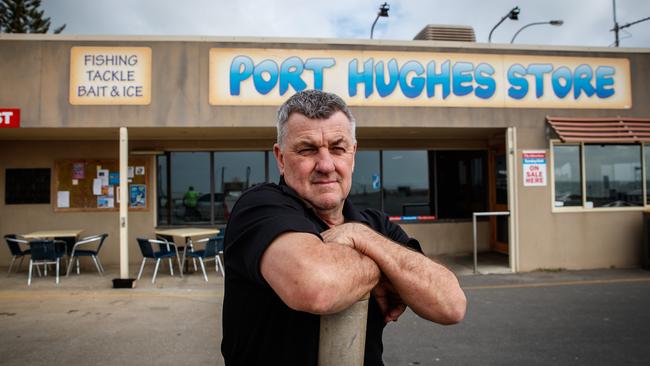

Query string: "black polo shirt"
[[221, 178, 422, 366]]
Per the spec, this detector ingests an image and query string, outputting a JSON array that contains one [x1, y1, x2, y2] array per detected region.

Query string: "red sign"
[[0, 109, 20, 128]]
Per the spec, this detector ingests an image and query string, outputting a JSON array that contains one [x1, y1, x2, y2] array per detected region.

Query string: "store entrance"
[[488, 145, 509, 254]]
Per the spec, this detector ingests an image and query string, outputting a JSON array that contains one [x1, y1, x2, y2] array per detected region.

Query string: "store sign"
[[522, 151, 547, 186], [209, 48, 631, 109], [0, 108, 20, 128], [69, 47, 152, 105]]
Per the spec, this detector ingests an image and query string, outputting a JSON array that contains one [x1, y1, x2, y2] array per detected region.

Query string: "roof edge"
[[1, 33, 649, 54]]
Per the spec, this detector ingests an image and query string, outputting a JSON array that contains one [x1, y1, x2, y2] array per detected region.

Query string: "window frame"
[[550, 139, 647, 213]]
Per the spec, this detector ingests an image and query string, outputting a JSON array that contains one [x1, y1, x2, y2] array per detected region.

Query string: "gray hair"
[[276, 90, 356, 148]]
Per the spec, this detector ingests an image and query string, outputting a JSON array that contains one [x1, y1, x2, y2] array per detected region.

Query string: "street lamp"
[[510, 20, 564, 43], [370, 2, 390, 39], [488, 6, 520, 43]]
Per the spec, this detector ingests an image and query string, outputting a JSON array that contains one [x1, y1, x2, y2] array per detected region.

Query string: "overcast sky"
[[42, 0, 650, 47]]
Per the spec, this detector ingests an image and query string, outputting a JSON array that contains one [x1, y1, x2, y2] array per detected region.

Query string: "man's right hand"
[[373, 278, 407, 323]]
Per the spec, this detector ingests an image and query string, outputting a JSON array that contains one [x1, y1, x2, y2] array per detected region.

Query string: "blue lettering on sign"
[[399, 61, 425, 98], [475, 63, 496, 99], [507, 63, 618, 101], [229, 56, 336, 96], [375, 59, 399, 97], [426, 60, 451, 98], [228, 55, 619, 102], [348, 58, 374, 97], [595, 66, 615, 98]]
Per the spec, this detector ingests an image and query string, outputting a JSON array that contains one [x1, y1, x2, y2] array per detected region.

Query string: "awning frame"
[[546, 116, 650, 143]]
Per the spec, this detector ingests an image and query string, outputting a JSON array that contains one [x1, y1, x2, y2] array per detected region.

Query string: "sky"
[[41, 0, 650, 48]]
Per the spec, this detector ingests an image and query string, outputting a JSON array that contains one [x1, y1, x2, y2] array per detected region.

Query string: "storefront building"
[[1, 34, 649, 273]]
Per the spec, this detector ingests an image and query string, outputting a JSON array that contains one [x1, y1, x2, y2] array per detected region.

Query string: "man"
[[183, 186, 199, 220], [221, 90, 466, 365]]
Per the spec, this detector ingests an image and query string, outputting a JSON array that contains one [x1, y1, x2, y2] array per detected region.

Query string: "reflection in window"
[[268, 152, 281, 184], [553, 145, 582, 207], [156, 155, 169, 225], [213, 152, 266, 222], [585, 144, 642, 207], [170, 152, 211, 225], [646, 144, 650, 205], [436, 151, 488, 218], [495, 154, 507, 205], [382, 151, 431, 216], [350, 151, 381, 211]]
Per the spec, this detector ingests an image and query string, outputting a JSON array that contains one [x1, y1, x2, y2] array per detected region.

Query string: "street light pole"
[[510, 20, 563, 43], [370, 2, 389, 39], [488, 6, 520, 43]]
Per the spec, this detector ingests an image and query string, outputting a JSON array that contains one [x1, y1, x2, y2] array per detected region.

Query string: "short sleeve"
[[224, 184, 321, 285]]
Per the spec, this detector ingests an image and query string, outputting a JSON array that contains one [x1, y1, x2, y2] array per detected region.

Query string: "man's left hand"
[[373, 278, 407, 323]]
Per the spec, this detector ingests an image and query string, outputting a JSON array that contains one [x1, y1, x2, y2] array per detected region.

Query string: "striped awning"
[[546, 116, 650, 143]]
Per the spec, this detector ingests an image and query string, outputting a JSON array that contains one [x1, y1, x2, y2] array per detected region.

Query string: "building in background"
[[1, 33, 649, 272]]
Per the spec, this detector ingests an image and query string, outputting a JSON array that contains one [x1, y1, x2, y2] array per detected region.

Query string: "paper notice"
[[93, 178, 102, 195], [57, 191, 70, 208]]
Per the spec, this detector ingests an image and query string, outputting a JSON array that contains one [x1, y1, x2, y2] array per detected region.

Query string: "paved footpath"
[[383, 269, 650, 366], [1, 267, 649, 365]]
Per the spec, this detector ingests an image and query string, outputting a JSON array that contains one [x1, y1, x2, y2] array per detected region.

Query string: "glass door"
[[489, 146, 509, 254]]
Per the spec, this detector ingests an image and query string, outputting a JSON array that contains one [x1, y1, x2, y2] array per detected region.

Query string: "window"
[[170, 152, 211, 225], [553, 145, 582, 207], [157, 151, 276, 226], [553, 142, 645, 210], [382, 151, 431, 216], [585, 144, 642, 207], [5, 168, 51, 204], [157, 149, 490, 225], [214, 152, 266, 222], [435, 151, 488, 218], [350, 151, 381, 211]]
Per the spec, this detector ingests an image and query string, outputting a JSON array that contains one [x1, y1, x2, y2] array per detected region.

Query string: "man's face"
[[274, 111, 356, 213]]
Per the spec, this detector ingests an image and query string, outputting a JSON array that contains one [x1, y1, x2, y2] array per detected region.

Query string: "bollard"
[[318, 293, 369, 366]]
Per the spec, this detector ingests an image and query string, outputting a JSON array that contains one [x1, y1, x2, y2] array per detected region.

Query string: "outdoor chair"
[[27, 240, 66, 286], [156, 233, 197, 271], [4, 234, 31, 276], [184, 235, 224, 282], [66, 233, 108, 277], [136, 238, 183, 284]]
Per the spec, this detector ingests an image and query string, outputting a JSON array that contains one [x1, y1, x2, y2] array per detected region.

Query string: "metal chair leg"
[[216, 256, 225, 277], [152, 258, 161, 284], [168, 258, 174, 276], [199, 258, 208, 282], [91, 256, 103, 276], [137, 258, 147, 280], [56, 259, 60, 285], [76, 258, 80, 275], [7, 256, 16, 276], [17, 256, 25, 273], [27, 260, 33, 286], [96, 257, 105, 273], [66, 256, 75, 277], [175, 252, 183, 278]]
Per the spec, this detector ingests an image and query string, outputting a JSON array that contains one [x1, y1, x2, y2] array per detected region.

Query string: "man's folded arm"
[[323, 223, 467, 325], [260, 231, 381, 315]]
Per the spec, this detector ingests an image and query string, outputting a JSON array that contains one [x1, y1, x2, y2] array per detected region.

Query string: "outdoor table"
[[154, 228, 220, 274], [22, 230, 84, 276], [23, 229, 84, 240]]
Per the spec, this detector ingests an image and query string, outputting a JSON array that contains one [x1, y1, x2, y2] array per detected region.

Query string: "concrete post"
[[119, 127, 129, 279], [318, 293, 369, 366]]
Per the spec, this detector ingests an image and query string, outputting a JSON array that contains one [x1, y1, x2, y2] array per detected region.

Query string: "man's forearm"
[[261, 232, 381, 315], [360, 229, 466, 324]]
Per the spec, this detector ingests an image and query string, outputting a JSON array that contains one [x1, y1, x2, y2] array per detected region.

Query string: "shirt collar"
[[278, 176, 370, 226]]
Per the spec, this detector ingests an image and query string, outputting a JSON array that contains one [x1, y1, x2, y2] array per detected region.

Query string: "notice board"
[[54, 158, 150, 212]]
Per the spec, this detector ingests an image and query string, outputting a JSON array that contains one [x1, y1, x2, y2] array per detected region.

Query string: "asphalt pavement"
[[1, 265, 649, 365]]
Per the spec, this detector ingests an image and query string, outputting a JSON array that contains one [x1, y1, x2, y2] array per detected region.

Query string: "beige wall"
[[0, 141, 156, 268], [2, 36, 650, 271]]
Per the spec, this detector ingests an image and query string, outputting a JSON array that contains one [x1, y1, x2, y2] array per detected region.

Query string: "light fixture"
[[488, 6, 520, 43]]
